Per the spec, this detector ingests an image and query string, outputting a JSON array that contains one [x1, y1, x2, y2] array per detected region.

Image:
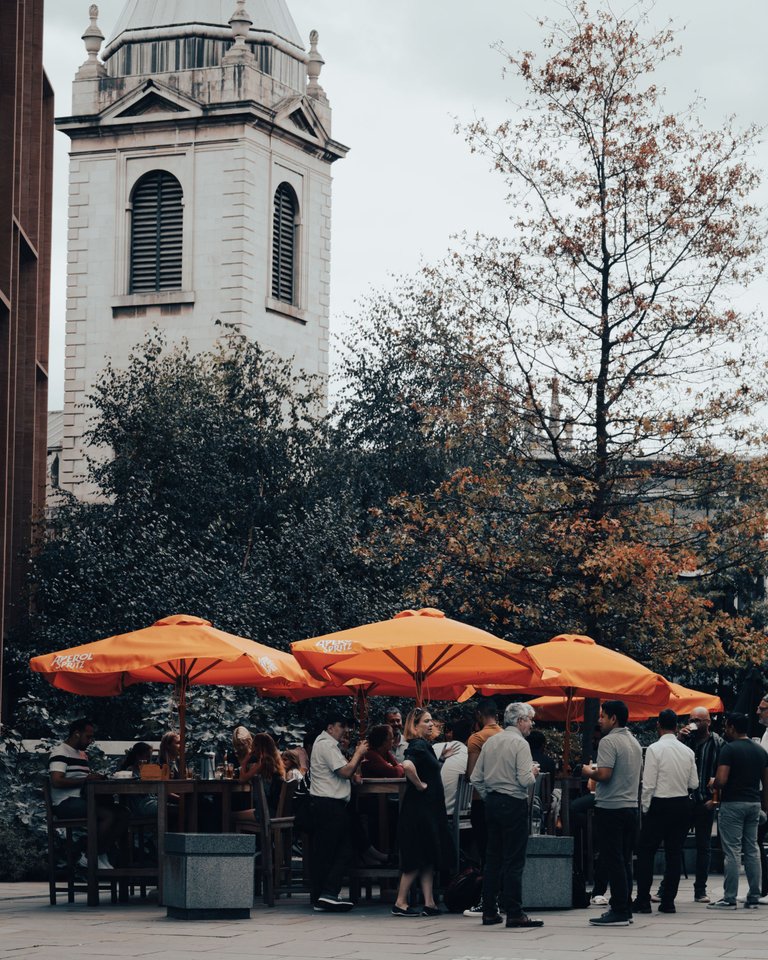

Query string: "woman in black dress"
[[392, 708, 459, 916]]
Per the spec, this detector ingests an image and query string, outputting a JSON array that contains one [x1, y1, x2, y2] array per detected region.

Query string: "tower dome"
[[103, 0, 307, 90]]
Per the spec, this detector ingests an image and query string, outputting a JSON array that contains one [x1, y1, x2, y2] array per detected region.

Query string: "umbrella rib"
[[423, 645, 469, 676], [153, 664, 178, 682], [383, 650, 412, 678], [188, 659, 223, 683]]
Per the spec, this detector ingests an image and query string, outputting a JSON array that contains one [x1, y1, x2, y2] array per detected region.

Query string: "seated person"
[[234, 732, 286, 820], [158, 731, 181, 778], [116, 742, 158, 816], [283, 747, 309, 782], [433, 717, 471, 815], [362, 724, 405, 778], [49, 718, 129, 871]]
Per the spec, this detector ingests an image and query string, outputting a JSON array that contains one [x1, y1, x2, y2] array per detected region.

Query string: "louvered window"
[[272, 183, 298, 305], [129, 171, 183, 293]]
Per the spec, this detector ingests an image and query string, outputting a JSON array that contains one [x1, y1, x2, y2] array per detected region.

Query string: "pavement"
[[2, 876, 768, 960]]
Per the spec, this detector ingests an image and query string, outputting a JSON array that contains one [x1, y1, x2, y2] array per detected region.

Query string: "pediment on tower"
[[273, 96, 329, 145], [99, 80, 203, 124]]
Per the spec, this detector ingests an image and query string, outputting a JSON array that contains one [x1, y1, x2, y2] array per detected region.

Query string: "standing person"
[[309, 713, 368, 912], [656, 706, 723, 904], [48, 718, 129, 871], [470, 702, 544, 929], [633, 710, 698, 915], [466, 699, 502, 867], [385, 709, 407, 763], [708, 712, 768, 909], [754, 694, 768, 899], [434, 718, 471, 816], [576, 700, 642, 927], [392, 708, 458, 917]]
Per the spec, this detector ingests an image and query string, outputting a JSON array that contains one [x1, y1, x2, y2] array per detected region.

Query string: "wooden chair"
[[451, 773, 475, 873], [44, 779, 88, 904], [234, 776, 296, 906]]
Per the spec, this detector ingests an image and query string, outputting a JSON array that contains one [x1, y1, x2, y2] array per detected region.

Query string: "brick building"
[[0, 0, 54, 720]]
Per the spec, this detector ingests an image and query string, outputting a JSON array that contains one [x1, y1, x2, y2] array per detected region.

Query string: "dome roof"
[[107, 1, 304, 52]]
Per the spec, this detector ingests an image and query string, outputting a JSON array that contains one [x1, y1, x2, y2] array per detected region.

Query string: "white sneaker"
[[759, 895, 768, 905], [590, 894, 609, 906], [97, 854, 113, 871], [463, 903, 484, 917], [77, 853, 88, 869]]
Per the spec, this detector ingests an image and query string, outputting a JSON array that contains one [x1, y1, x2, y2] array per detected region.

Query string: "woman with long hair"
[[158, 731, 180, 778], [234, 732, 286, 820], [392, 708, 459, 917]]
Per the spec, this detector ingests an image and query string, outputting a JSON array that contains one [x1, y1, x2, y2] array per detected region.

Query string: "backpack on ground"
[[443, 866, 483, 913]]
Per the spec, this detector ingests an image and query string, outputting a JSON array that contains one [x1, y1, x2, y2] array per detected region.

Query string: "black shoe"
[[421, 905, 442, 916], [589, 910, 632, 926], [506, 913, 544, 928], [482, 913, 503, 925], [658, 903, 676, 914], [391, 904, 420, 917], [632, 900, 652, 914]]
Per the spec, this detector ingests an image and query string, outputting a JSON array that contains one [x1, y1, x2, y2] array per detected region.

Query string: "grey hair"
[[503, 701, 535, 728]]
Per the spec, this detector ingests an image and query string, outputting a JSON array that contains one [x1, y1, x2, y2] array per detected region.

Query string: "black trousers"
[[570, 792, 608, 895], [594, 806, 637, 918], [635, 796, 691, 906], [481, 792, 529, 918], [657, 799, 715, 900], [470, 797, 488, 864], [309, 797, 352, 902]]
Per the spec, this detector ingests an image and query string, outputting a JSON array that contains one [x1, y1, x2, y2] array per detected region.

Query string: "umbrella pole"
[[356, 688, 370, 737], [564, 688, 573, 774], [415, 647, 423, 707], [178, 673, 188, 779]]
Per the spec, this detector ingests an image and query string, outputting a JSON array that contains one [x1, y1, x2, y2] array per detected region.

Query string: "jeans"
[[309, 797, 352, 902], [718, 802, 761, 903], [594, 806, 637, 918], [482, 792, 529, 918], [635, 796, 691, 906]]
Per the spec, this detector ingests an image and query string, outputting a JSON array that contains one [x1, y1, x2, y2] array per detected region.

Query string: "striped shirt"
[[49, 742, 90, 805]]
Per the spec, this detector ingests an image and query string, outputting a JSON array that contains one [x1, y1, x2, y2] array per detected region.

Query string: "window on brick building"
[[272, 182, 299, 305], [129, 170, 183, 292]]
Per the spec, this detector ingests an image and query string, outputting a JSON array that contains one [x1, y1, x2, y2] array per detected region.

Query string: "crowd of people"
[[47, 692, 768, 928]]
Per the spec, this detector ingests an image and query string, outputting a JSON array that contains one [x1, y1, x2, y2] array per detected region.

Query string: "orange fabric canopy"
[[29, 615, 307, 773], [528, 683, 724, 723], [291, 608, 539, 706], [481, 634, 672, 705]]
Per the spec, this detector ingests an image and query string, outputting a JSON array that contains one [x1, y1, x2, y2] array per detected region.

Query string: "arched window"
[[129, 171, 183, 293], [272, 183, 298, 305]]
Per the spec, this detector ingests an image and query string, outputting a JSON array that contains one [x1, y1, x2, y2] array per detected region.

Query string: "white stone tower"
[[56, 1, 348, 495]]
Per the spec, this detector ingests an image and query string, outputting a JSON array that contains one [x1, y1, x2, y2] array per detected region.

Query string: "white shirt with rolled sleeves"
[[641, 732, 699, 814], [469, 726, 536, 801], [309, 731, 351, 802]]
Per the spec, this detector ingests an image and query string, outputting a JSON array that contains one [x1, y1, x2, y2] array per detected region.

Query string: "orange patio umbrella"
[[527, 683, 724, 723], [29, 615, 307, 775], [291, 608, 542, 706], [480, 633, 673, 766]]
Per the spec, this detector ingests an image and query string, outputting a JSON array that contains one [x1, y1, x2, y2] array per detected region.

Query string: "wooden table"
[[85, 778, 249, 906], [349, 778, 406, 899]]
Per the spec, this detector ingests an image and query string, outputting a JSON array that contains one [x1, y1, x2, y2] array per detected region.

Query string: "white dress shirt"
[[641, 733, 698, 813], [433, 740, 469, 814]]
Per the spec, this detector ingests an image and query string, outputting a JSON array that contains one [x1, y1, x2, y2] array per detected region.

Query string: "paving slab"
[[4, 876, 768, 960]]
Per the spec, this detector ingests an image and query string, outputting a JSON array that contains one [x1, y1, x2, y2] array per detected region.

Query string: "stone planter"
[[163, 833, 256, 920], [522, 835, 574, 908]]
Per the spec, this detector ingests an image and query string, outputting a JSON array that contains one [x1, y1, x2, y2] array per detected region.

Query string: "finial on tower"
[[223, 5, 256, 63], [307, 30, 326, 100], [77, 5, 107, 79]]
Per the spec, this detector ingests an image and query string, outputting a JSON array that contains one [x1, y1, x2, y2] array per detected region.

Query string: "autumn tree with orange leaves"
[[340, 2, 768, 680]]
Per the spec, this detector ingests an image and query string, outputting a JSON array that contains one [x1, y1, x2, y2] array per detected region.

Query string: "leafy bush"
[[0, 731, 51, 881]]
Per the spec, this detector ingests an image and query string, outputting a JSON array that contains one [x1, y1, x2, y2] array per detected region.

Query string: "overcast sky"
[[43, 1, 768, 409]]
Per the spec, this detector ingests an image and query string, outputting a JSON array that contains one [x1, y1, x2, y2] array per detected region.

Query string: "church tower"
[[56, 2, 348, 495]]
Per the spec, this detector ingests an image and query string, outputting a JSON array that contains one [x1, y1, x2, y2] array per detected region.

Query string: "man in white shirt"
[[433, 718, 471, 815], [633, 709, 698, 914], [309, 713, 368, 912]]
